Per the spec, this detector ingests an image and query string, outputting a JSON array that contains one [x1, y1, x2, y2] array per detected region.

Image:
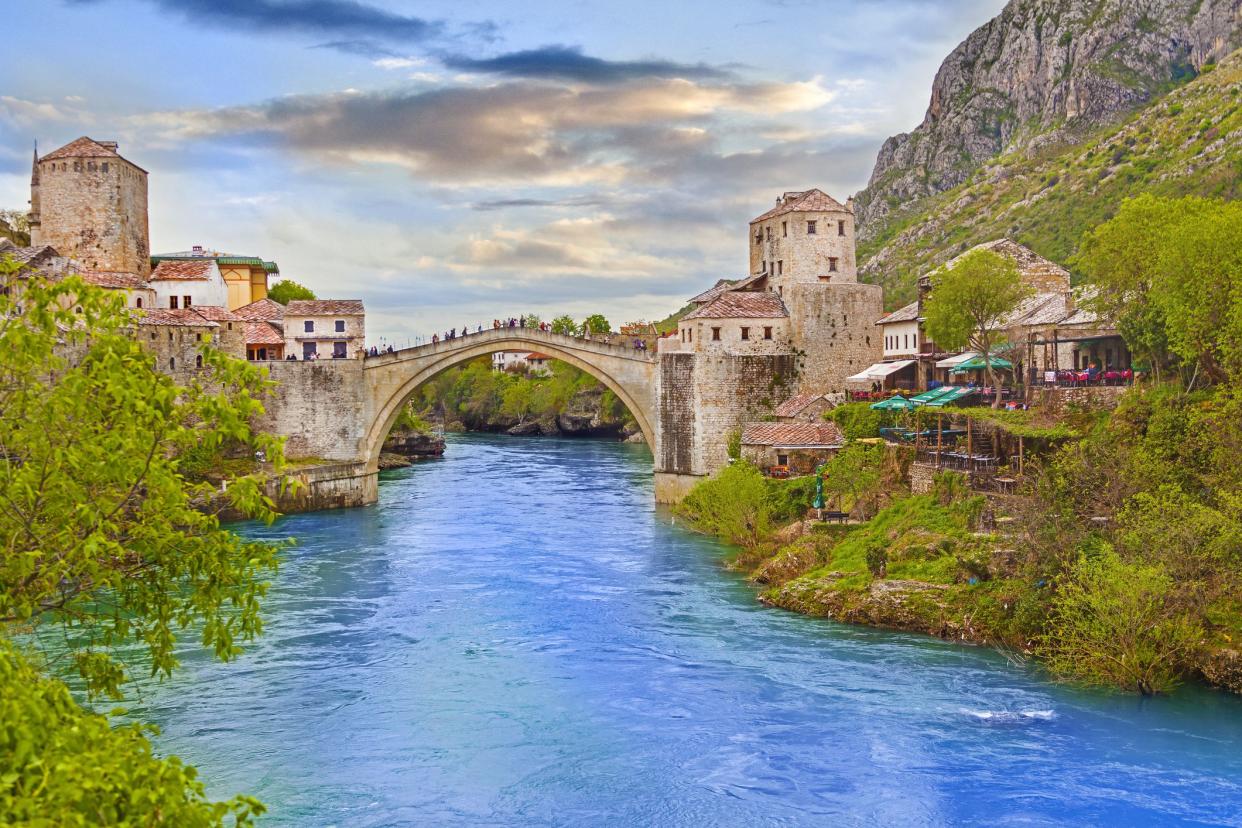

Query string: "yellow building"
[[149, 246, 275, 310]]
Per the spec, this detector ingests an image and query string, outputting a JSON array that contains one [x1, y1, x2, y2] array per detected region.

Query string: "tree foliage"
[[0, 258, 287, 822], [1077, 194, 1242, 384], [820, 442, 887, 519], [1043, 545, 1201, 695], [0, 640, 264, 826], [266, 279, 316, 304], [550, 315, 579, 335], [677, 462, 776, 550], [923, 249, 1030, 407], [583, 314, 611, 335]]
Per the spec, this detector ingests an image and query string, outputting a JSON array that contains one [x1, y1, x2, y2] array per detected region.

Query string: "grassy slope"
[[859, 50, 1242, 310]]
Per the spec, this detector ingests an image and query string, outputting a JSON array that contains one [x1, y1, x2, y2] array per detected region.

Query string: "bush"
[[677, 462, 775, 549], [824, 402, 884, 439], [1042, 545, 1201, 694]]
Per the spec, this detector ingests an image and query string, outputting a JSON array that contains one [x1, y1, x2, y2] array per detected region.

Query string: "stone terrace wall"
[[787, 281, 884, 395], [258, 360, 370, 462]]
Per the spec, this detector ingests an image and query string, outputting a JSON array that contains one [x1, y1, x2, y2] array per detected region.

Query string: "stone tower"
[[29, 137, 150, 277], [747, 189, 882, 394]]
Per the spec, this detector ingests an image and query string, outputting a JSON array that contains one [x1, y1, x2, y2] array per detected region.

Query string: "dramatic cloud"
[[136, 76, 838, 185], [68, 0, 441, 42], [440, 45, 728, 83]]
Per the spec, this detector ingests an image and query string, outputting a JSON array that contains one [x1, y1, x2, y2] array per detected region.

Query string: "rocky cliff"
[[854, 0, 1242, 237]]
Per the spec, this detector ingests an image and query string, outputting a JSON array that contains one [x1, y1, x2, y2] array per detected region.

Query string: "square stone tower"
[[30, 137, 150, 277], [747, 190, 882, 394]]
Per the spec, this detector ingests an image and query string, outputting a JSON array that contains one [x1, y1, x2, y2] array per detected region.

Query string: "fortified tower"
[[747, 190, 882, 394], [29, 137, 150, 277]]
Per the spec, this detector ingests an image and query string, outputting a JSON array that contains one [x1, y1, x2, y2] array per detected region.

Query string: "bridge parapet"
[[364, 327, 657, 365]]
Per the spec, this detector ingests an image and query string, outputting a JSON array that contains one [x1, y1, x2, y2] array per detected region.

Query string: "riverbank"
[[677, 387, 1242, 697]]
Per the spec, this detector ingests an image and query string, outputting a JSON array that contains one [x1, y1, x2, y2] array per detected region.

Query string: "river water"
[[137, 434, 1242, 826]]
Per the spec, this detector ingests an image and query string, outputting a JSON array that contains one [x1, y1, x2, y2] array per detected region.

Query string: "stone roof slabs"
[[284, 299, 365, 316], [683, 291, 788, 320], [750, 189, 848, 223], [741, 421, 845, 448]]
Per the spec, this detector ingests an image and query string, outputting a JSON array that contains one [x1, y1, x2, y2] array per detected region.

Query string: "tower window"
[[838, 220, 846, 236], [740, 327, 750, 340], [169, 357, 175, 369], [755, 233, 761, 245], [711, 327, 721, 341], [335, 320, 345, 332], [764, 326, 773, 340], [135, 297, 142, 308], [101, 162, 109, 173], [807, 220, 817, 235], [765, 227, 772, 241], [196, 333, 202, 342], [195, 354, 203, 369], [828, 257, 838, 272], [777, 260, 783, 275], [782, 221, 787, 237], [304, 320, 314, 333]]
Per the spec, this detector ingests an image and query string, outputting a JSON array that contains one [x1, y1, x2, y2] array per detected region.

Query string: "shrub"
[[1042, 545, 1201, 694], [677, 462, 775, 549], [824, 402, 884, 439]]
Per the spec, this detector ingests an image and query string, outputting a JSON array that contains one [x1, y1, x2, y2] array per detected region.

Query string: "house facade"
[[282, 299, 366, 360]]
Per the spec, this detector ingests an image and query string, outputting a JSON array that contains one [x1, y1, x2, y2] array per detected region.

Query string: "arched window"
[[195, 354, 203, 369], [169, 357, 176, 369], [135, 297, 143, 308]]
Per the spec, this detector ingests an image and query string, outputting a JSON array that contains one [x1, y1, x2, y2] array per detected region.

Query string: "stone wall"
[[32, 154, 149, 277], [138, 321, 216, 381], [257, 360, 370, 462], [690, 352, 798, 475], [909, 460, 937, 494], [786, 281, 884, 394], [266, 461, 377, 513], [750, 207, 856, 283], [1032, 384, 1129, 414], [672, 315, 791, 355], [657, 353, 696, 475]]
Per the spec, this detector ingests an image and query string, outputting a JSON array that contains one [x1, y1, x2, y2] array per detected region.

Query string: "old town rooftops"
[[135, 308, 218, 328], [741, 421, 846, 448], [79, 269, 148, 290], [876, 300, 919, 326], [244, 321, 284, 346], [772, 393, 830, 419], [189, 305, 241, 323], [39, 137, 148, 173], [284, 299, 365, 316], [750, 189, 849, 224], [150, 259, 216, 281], [233, 298, 286, 322], [687, 273, 767, 305], [683, 290, 788, 320]]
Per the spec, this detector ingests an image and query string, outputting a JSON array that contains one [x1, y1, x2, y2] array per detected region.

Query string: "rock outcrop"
[[854, 0, 1242, 237], [383, 428, 446, 459]]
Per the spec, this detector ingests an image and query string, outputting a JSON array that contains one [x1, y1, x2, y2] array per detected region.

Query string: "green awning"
[[870, 395, 916, 411], [949, 355, 1014, 373], [926, 386, 980, 407], [908, 386, 957, 405]]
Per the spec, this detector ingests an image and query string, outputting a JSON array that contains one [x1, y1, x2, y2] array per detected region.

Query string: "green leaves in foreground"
[[0, 640, 264, 826]]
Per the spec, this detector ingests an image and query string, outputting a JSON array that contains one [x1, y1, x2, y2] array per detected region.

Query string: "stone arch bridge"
[[361, 328, 658, 469], [256, 328, 687, 510]]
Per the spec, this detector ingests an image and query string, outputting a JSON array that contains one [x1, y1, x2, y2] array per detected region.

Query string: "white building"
[[282, 299, 365, 359], [492, 351, 529, 372], [148, 259, 229, 311]]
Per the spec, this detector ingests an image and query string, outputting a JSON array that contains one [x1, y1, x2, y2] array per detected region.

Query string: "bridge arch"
[[361, 329, 658, 474]]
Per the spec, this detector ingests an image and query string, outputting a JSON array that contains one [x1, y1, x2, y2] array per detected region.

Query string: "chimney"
[[99, 141, 119, 151], [191, 245, 204, 256]]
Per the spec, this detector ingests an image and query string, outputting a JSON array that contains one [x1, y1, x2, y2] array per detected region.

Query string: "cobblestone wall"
[[257, 360, 370, 462], [786, 282, 884, 395]]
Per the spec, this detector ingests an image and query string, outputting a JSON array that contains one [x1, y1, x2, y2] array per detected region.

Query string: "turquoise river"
[[135, 434, 1242, 826]]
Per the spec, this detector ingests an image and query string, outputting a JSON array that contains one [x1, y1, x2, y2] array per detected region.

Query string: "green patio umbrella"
[[949, 355, 1013, 373], [870, 395, 917, 411]]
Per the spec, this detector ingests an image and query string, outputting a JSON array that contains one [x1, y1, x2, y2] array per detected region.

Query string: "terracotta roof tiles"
[[772, 394, 829, 418], [135, 308, 218, 328], [741, 421, 845, 448], [190, 305, 242, 323], [79, 270, 148, 290], [876, 300, 919, 325], [244, 321, 285, 346], [750, 189, 849, 224], [150, 259, 216, 281], [233, 298, 287, 322], [683, 291, 788, 320], [284, 299, 365, 316]]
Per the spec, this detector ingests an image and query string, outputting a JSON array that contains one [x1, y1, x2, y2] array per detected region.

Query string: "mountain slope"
[[854, 0, 1242, 237], [857, 47, 1242, 309]]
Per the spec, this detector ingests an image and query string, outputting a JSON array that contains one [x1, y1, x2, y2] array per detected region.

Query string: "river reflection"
[[135, 434, 1242, 826]]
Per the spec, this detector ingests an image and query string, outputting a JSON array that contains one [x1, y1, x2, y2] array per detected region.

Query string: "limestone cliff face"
[[854, 0, 1242, 236]]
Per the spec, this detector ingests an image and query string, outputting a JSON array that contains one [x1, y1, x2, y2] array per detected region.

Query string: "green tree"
[[922, 249, 1030, 408], [1043, 545, 1201, 695], [550, 314, 579, 336], [583, 314, 611, 335], [0, 258, 285, 821], [820, 442, 886, 519], [267, 279, 316, 304], [1078, 195, 1242, 385], [0, 640, 264, 825], [500, 381, 537, 424]]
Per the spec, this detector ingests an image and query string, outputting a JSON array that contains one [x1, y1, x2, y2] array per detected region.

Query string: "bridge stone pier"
[[254, 328, 706, 509]]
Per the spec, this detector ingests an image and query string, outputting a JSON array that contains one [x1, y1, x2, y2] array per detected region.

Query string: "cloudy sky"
[[1, 0, 1004, 344]]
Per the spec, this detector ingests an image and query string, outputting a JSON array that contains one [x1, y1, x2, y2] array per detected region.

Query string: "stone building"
[[148, 258, 230, 310], [283, 299, 366, 360], [235, 297, 288, 361], [188, 305, 245, 359], [136, 308, 220, 380], [654, 188, 882, 498], [740, 421, 845, 476], [30, 138, 150, 278]]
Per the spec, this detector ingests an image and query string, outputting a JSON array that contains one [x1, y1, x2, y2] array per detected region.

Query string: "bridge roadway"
[[360, 327, 659, 473]]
